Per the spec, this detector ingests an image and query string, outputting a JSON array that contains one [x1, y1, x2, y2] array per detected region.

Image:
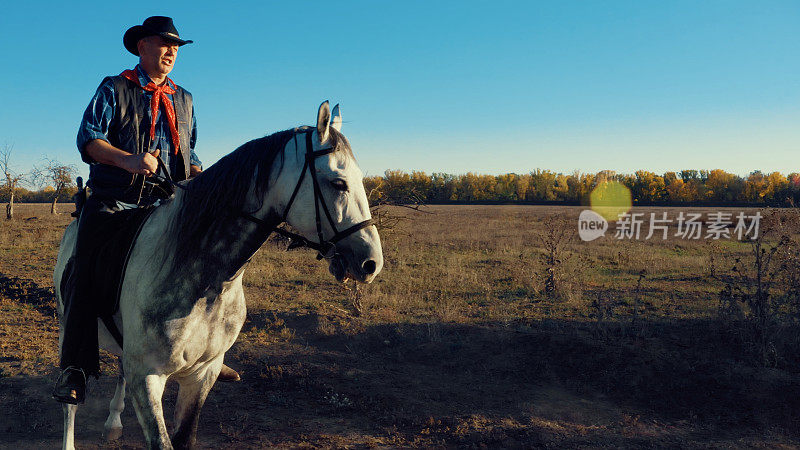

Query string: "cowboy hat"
[[123, 16, 193, 56]]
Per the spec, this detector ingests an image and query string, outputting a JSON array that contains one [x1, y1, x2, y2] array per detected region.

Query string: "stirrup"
[[53, 366, 87, 404]]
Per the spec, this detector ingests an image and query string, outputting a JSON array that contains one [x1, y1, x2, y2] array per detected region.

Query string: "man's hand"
[[122, 149, 161, 176], [85, 140, 162, 177]]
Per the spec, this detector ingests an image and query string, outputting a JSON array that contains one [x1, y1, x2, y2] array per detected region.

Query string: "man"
[[53, 16, 239, 405]]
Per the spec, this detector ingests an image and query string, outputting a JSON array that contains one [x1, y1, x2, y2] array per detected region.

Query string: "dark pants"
[[59, 196, 124, 377]]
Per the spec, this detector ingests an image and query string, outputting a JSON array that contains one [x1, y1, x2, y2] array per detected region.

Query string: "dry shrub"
[[535, 214, 585, 304], [589, 289, 618, 340], [344, 279, 364, 317], [718, 208, 800, 367], [706, 240, 721, 279]]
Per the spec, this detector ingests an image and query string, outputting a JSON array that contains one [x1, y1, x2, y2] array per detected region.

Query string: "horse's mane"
[[169, 126, 352, 270], [171, 128, 297, 265]]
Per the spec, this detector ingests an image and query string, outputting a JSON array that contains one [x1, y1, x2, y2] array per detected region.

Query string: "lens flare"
[[590, 181, 632, 221]]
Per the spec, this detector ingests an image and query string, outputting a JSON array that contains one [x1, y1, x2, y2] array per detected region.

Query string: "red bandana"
[[120, 69, 181, 155]]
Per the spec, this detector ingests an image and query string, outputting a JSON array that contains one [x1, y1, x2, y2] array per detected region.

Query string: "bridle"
[[239, 128, 374, 260], [153, 127, 373, 260]]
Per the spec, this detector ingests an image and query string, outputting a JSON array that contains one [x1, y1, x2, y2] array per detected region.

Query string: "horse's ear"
[[330, 104, 342, 132], [317, 100, 331, 143]]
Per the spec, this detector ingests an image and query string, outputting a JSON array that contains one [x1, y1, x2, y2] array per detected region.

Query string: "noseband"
[[241, 128, 374, 259]]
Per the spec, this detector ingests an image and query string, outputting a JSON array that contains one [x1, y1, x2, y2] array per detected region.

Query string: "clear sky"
[[0, 1, 798, 181]]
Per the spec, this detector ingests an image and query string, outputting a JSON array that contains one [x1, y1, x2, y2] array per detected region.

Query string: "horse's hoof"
[[105, 426, 123, 441], [217, 364, 241, 382]]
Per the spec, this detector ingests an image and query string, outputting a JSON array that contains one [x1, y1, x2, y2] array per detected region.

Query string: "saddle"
[[63, 186, 158, 346], [90, 206, 155, 317]]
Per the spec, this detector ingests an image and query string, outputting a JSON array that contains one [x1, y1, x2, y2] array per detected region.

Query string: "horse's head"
[[275, 101, 383, 283]]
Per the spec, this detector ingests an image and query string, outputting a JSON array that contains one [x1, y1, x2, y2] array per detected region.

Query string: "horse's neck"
[[147, 133, 303, 300], [153, 189, 280, 299]]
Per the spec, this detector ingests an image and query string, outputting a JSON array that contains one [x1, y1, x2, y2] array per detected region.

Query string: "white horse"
[[54, 101, 383, 449]]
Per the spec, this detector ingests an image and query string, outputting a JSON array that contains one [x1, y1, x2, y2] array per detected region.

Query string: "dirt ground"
[[1, 204, 799, 448]]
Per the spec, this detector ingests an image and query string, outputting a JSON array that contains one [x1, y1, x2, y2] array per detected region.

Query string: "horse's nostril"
[[362, 259, 377, 274]]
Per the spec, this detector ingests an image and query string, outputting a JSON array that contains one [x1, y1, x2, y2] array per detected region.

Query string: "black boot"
[[52, 366, 87, 404]]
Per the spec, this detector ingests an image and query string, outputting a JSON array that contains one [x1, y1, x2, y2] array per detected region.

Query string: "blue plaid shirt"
[[77, 65, 202, 177]]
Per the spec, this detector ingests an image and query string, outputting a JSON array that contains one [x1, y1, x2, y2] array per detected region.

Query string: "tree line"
[[0, 185, 78, 204], [4, 141, 800, 221], [365, 169, 800, 206], [5, 168, 800, 210]]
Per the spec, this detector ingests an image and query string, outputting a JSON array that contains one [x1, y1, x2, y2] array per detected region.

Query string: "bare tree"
[[0, 142, 26, 220], [32, 159, 77, 214], [365, 177, 428, 233]]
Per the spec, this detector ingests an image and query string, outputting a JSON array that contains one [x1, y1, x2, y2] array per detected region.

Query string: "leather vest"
[[87, 75, 193, 204]]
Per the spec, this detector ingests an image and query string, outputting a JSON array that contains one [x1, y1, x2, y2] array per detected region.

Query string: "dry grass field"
[[1, 203, 799, 448]]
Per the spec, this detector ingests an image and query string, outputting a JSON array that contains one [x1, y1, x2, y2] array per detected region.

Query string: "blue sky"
[[0, 1, 798, 181]]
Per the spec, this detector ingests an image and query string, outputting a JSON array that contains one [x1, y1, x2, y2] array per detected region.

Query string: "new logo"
[[578, 210, 608, 241]]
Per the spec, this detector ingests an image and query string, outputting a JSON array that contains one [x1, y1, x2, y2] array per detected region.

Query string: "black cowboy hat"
[[123, 16, 193, 56]]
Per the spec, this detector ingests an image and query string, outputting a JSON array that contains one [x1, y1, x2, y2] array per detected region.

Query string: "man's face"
[[138, 36, 179, 80]]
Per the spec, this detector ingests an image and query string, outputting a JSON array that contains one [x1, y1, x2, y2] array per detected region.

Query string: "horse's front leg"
[[103, 358, 126, 441], [62, 403, 77, 450], [128, 371, 171, 449], [171, 360, 222, 449]]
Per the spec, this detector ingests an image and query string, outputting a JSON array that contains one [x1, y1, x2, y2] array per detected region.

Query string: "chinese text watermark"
[[578, 210, 761, 242]]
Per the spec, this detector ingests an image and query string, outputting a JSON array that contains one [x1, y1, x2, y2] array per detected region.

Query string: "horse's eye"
[[331, 179, 348, 191]]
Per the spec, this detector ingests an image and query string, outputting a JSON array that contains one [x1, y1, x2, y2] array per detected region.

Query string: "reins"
[[152, 128, 373, 260]]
